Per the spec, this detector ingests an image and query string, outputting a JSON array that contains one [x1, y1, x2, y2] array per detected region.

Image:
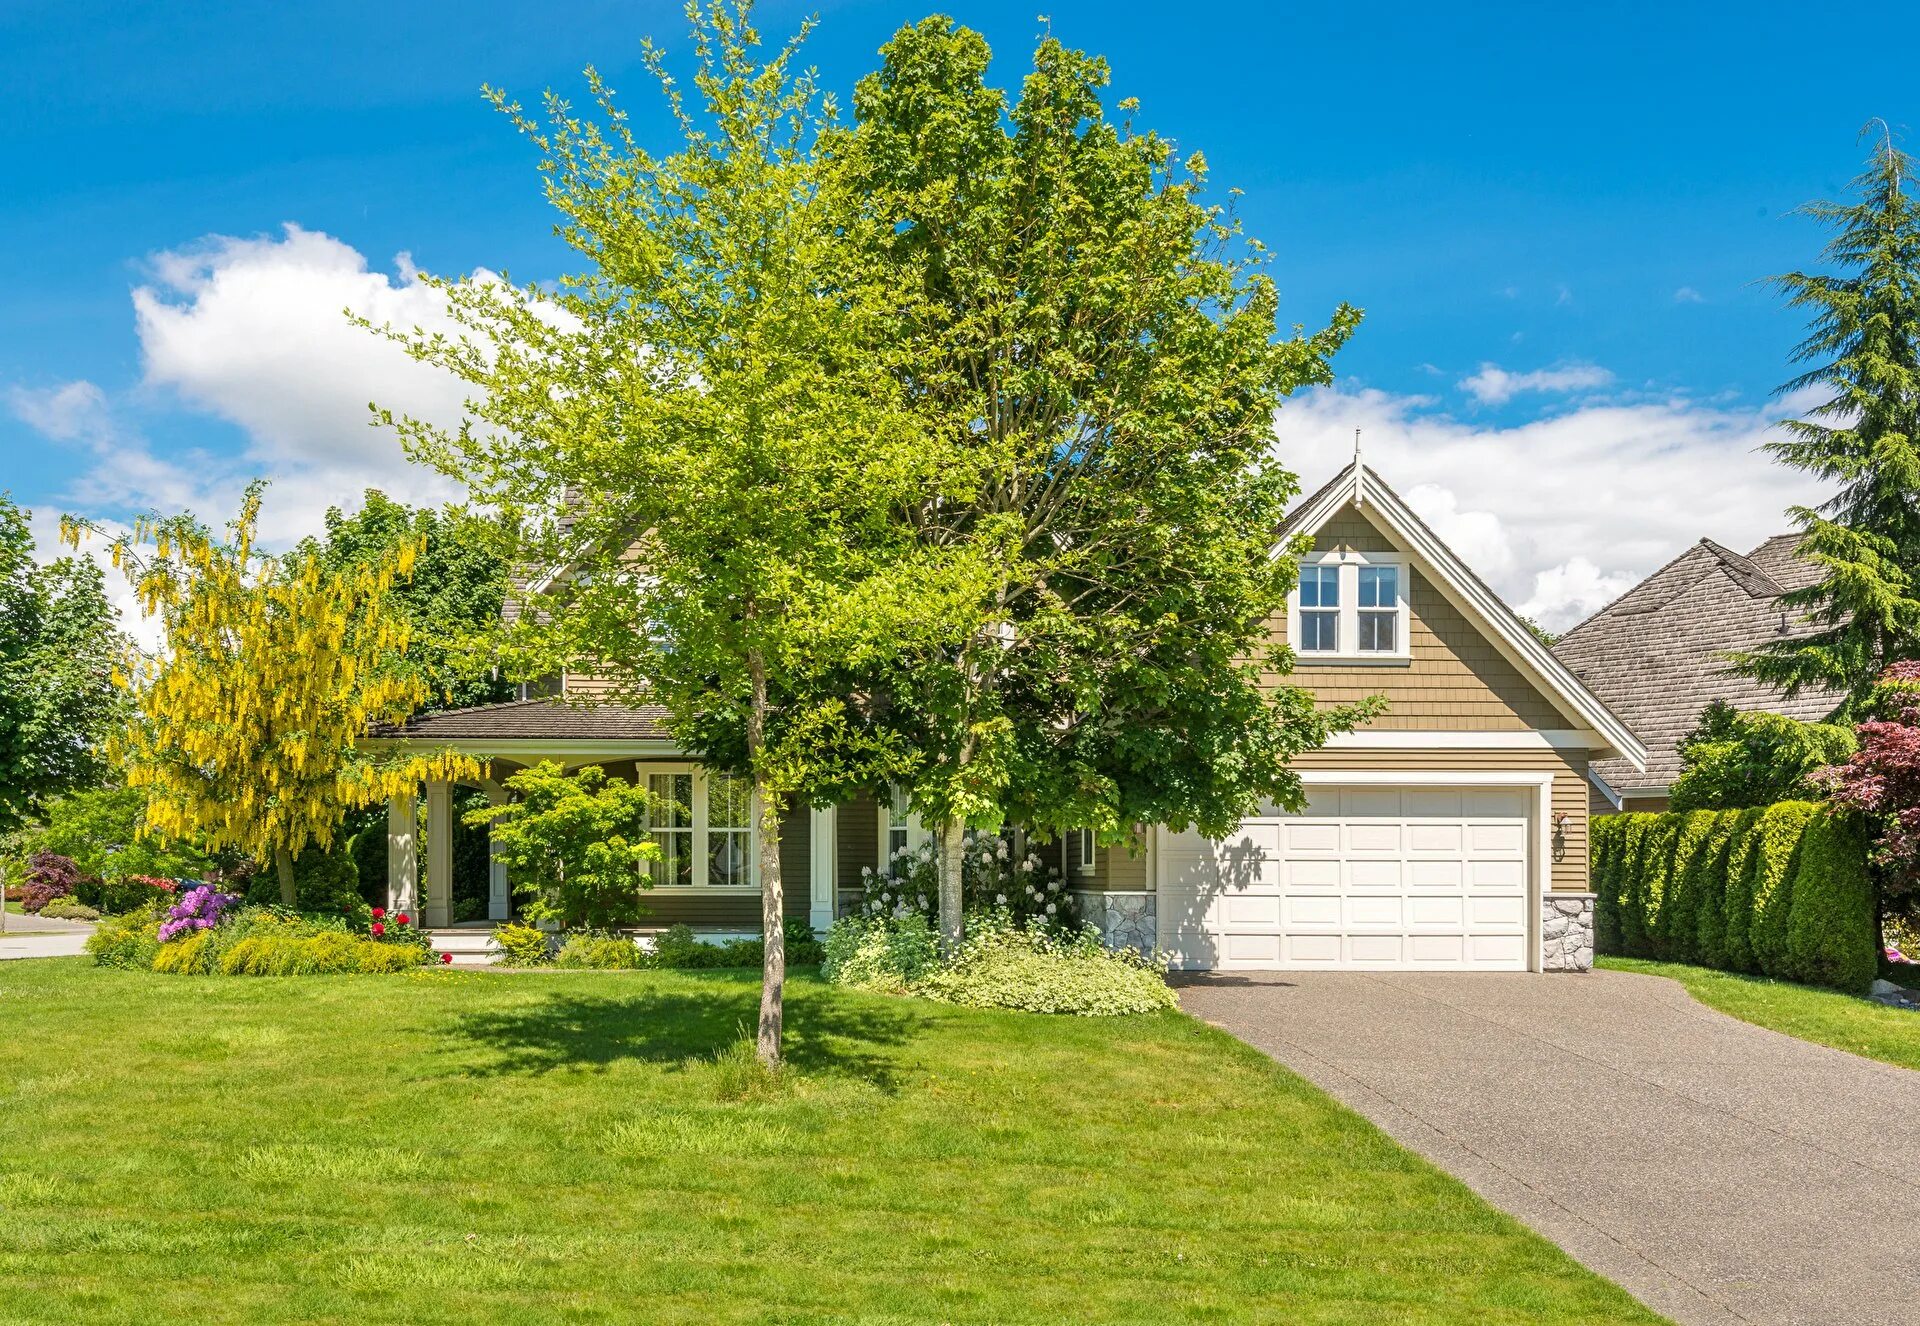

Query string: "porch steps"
[[429, 929, 503, 968]]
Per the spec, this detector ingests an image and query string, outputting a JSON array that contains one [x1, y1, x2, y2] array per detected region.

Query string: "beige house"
[[377, 461, 1643, 973]]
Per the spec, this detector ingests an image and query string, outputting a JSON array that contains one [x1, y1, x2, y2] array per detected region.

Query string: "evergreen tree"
[[1736, 125, 1920, 712]]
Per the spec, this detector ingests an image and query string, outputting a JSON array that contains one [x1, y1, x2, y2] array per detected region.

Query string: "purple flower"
[[158, 883, 239, 943]]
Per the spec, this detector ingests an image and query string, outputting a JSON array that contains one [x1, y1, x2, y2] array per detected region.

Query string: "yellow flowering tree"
[[63, 483, 479, 906]]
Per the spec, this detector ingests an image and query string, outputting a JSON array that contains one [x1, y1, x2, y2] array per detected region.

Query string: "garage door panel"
[[1158, 782, 1533, 972]]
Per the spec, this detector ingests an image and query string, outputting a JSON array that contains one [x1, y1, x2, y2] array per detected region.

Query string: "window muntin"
[[644, 768, 756, 888], [646, 772, 695, 889], [886, 783, 912, 864], [1291, 554, 1408, 660], [1298, 564, 1341, 652], [707, 772, 753, 887]]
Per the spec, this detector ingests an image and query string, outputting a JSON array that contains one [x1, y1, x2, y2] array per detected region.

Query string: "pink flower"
[[396, 913, 411, 926], [371, 907, 386, 920], [371, 922, 385, 936]]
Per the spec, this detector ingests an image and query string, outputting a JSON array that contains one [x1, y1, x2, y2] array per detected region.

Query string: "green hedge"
[[1591, 802, 1876, 992]]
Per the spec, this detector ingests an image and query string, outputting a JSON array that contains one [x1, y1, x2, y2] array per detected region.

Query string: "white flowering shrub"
[[822, 913, 941, 993], [857, 832, 1077, 931], [914, 910, 1177, 1016]]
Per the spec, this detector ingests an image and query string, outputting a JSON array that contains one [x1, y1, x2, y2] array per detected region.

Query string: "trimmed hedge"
[[1592, 802, 1876, 992]]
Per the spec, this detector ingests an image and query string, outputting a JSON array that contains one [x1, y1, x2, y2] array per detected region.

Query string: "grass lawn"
[[1602, 956, 1920, 1072], [0, 960, 1660, 1325]]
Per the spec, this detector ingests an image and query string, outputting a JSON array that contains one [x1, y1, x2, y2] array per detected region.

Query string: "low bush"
[[37, 897, 101, 921], [823, 914, 941, 993], [492, 922, 553, 967], [21, 852, 87, 914], [89, 901, 427, 976], [915, 912, 1177, 1016], [84, 905, 164, 970], [555, 932, 647, 969], [644, 919, 825, 970], [1593, 802, 1875, 991], [217, 930, 423, 975]]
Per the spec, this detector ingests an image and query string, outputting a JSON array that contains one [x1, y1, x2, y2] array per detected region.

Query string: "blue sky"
[[3, 0, 1916, 628]]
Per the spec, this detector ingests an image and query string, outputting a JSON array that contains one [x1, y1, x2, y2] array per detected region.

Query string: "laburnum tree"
[[1816, 661, 1920, 904], [372, 3, 939, 1065], [839, 18, 1373, 950], [0, 495, 126, 833], [1735, 125, 1920, 712], [63, 484, 478, 905]]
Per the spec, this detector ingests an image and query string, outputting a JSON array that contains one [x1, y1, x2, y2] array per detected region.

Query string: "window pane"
[[1359, 565, 1398, 608], [1300, 564, 1340, 608], [709, 830, 751, 887], [648, 828, 693, 888], [1301, 610, 1338, 652], [647, 774, 692, 828], [708, 772, 750, 829], [1359, 611, 1396, 652]]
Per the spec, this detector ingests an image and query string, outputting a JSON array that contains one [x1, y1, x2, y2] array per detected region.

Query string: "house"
[[1550, 533, 1838, 813], [372, 462, 1644, 974]]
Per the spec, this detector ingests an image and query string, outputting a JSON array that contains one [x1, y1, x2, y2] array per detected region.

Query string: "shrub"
[[915, 912, 1176, 1016], [1613, 815, 1656, 956], [1669, 701, 1857, 811], [153, 929, 218, 974], [1718, 807, 1767, 973], [21, 852, 87, 913], [469, 762, 657, 929], [555, 932, 647, 969], [244, 845, 365, 918], [492, 922, 552, 967], [159, 884, 241, 943], [858, 834, 1077, 932], [1590, 815, 1626, 954], [1749, 802, 1817, 979], [823, 913, 942, 992], [217, 930, 422, 975], [84, 905, 163, 970], [95, 875, 179, 915], [37, 897, 101, 921], [1785, 811, 1877, 992]]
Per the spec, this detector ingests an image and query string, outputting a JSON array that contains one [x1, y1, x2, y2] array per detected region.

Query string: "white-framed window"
[[884, 783, 913, 866], [1071, 827, 1096, 878], [1288, 551, 1411, 661], [643, 766, 758, 889]]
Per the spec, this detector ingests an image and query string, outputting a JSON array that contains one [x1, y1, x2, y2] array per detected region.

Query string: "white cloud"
[[1281, 385, 1827, 631], [1674, 286, 1706, 304], [1458, 361, 1615, 405]]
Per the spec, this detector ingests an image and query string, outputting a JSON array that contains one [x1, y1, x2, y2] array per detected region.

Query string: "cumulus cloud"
[[1458, 361, 1615, 405], [1281, 385, 1827, 631], [1674, 286, 1706, 304]]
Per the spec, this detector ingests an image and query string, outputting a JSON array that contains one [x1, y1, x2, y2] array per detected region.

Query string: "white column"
[[486, 782, 510, 921], [386, 792, 417, 917], [809, 804, 837, 934], [425, 780, 453, 929]]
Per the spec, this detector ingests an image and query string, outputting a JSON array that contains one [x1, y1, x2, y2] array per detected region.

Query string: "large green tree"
[[300, 492, 515, 714], [1735, 126, 1920, 712], [0, 495, 125, 833], [840, 19, 1370, 949], [376, 3, 937, 1065]]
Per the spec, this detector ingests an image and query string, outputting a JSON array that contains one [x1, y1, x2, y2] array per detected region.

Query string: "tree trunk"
[[745, 642, 784, 1070], [937, 817, 965, 957], [274, 845, 297, 908]]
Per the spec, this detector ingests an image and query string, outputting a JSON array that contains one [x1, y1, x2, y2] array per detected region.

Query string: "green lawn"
[[0, 960, 1660, 1325], [1602, 956, 1920, 1072]]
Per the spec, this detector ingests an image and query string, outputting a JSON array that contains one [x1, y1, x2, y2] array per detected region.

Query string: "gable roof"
[[1551, 533, 1839, 793], [371, 697, 674, 743], [1279, 463, 1647, 767]]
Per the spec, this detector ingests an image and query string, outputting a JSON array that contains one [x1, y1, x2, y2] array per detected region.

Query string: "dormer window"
[[1290, 551, 1411, 662]]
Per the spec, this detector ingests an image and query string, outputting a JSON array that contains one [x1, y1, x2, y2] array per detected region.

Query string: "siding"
[[1068, 830, 1151, 893], [1267, 504, 1572, 732]]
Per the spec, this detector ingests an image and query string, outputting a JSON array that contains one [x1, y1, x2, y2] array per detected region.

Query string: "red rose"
[[371, 922, 385, 936], [396, 913, 411, 926], [440, 952, 452, 964], [371, 907, 386, 920]]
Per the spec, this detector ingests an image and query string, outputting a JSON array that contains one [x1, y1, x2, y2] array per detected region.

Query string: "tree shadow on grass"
[[443, 977, 925, 1090]]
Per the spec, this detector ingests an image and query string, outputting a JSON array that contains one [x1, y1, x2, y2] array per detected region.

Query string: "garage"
[[1155, 782, 1538, 971]]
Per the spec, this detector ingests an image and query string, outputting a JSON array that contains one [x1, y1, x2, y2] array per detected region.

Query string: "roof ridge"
[[1555, 538, 1722, 643], [1697, 538, 1785, 598]]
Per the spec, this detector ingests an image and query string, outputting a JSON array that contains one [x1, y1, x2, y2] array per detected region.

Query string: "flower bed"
[[86, 892, 431, 977]]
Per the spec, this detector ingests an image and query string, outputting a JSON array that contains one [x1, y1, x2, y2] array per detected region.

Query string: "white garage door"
[[1156, 786, 1532, 971]]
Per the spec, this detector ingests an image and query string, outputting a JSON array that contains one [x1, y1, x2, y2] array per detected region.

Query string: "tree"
[[16, 784, 215, 883], [468, 762, 658, 929], [1734, 125, 1920, 712], [299, 491, 515, 713], [64, 484, 478, 905], [1816, 661, 1920, 904], [0, 494, 126, 832], [373, 3, 935, 1065], [840, 18, 1369, 950], [1668, 699, 1857, 811]]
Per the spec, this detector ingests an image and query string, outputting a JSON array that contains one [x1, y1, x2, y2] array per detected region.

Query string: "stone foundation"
[[1541, 893, 1595, 972], [1073, 891, 1156, 953]]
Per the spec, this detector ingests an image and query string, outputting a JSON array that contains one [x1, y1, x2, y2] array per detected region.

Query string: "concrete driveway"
[[0, 910, 94, 960], [1178, 968, 1920, 1326]]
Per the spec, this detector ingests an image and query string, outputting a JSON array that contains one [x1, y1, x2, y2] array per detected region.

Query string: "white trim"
[[1287, 548, 1412, 662], [1324, 729, 1600, 750], [808, 805, 837, 934], [636, 763, 759, 891], [1274, 464, 1647, 770], [1071, 827, 1097, 878], [1586, 766, 1624, 812], [1068, 888, 1154, 897], [425, 780, 454, 929]]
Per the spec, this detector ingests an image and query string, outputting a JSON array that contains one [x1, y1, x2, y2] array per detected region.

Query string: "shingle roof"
[[1551, 535, 1840, 792], [373, 698, 673, 742]]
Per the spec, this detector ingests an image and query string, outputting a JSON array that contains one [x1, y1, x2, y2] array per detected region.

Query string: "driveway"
[[0, 911, 94, 960], [1177, 968, 1920, 1326]]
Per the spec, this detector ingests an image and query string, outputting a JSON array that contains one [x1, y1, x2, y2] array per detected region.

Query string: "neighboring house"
[[1550, 533, 1839, 814], [373, 462, 1643, 974]]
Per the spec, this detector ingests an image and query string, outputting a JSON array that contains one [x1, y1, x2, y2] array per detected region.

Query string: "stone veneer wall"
[[1541, 893, 1595, 972], [1073, 891, 1156, 953]]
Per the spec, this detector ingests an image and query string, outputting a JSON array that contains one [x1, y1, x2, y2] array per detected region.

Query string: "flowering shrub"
[[1817, 662, 1920, 904], [363, 906, 429, 956], [97, 875, 180, 915], [158, 884, 240, 942], [822, 913, 941, 993], [858, 834, 1076, 930], [21, 852, 88, 913], [84, 904, 165, 969], [914, 910, 1176, 1016]]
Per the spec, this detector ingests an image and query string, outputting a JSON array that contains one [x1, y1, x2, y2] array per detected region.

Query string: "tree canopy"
[[1668, 699, 1856, 811], [0, 495, 126, 833], [1735, 125, 1920, 712]]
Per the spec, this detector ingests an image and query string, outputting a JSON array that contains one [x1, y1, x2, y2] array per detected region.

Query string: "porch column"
[[809, 804, 837, 934], [386, 791, 417, 916], [486, 782, 510, 921], [424, 779, 453, 929]]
